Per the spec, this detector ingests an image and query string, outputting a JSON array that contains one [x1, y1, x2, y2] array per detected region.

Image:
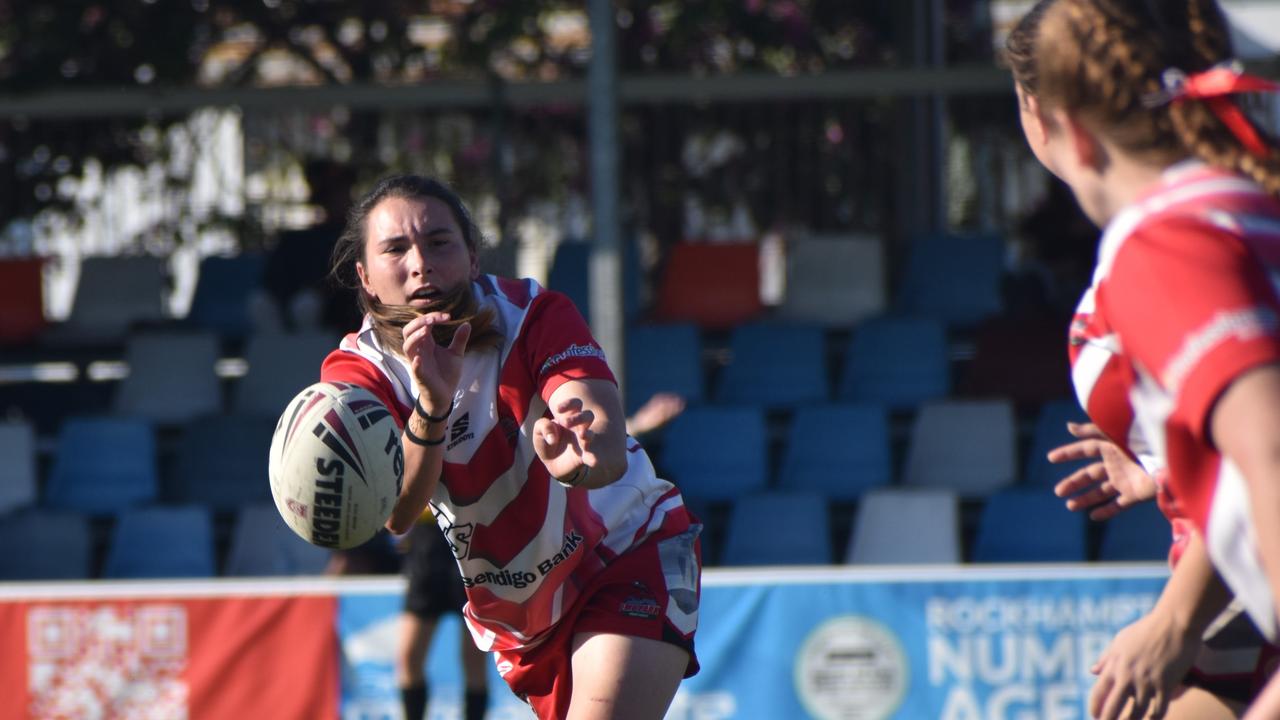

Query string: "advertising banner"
[[0, 587, 338, 720], [675, 566, 1168, 720]]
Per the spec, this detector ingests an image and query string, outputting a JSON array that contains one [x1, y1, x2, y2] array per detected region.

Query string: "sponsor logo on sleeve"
[[539, 343, 607, 375]]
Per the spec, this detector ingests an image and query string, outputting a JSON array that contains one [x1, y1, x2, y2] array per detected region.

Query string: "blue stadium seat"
[[186, 253, 265, 339], [44, 256, 168, 346], [972, 489, 1086, 562], [224, 504, 331, 576], [0, 510, 92, 580], [232, 330, 337, 418], [721, 492, 831, 566], [896, 232, 1005, 328], [839, 316, 949, 410], [625, 323, 704, 415], [1099, 502, 1172, 562], [847, 489, 961, 564], [45, 417, 158, 514], [715, 323, 828, 409], [1024, 399, 1092, 488], [114, 331, 223, 425], [169, 414, 275, 511], [903, 400, 1017, 497], [548, 241, 592, 319], [779, 404, 890, 501], [0, 420, 37, 515], [660, 406, 767, 503], [104, 506, 215, 578]]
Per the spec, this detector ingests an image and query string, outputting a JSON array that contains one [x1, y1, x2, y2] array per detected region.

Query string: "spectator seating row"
[[0, 504, 329, 581], [714, 488, 1169, 566], [646, 232, 1002, 330], [626, 317, 950, 414], [0, 485, 1168, 581], [0, 396, 1092, 521], [657, 398, 1089, 504]]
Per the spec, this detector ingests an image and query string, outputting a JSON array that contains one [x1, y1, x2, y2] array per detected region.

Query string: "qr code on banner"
[[27, 604, 189, 720]]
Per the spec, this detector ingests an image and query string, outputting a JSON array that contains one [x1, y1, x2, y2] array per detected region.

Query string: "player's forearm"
[[386, 411, 447, 533], [1152, 532, 1232, 639]]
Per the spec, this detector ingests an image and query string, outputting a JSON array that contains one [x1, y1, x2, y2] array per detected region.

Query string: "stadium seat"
[[0, 257, 46, 345], [186, 253, 265, 339], [778, 404, 890, 501], [46, 256, 168, 345], [224, 504, 331, 576], [0, 510, 92, 580], [847, 489, 961, 564], [113, 330, 222, 425], [778, 233, 887, 327], [547, 240, 592, 319], [104, 506, 216, 579], [654, 242, 764, 329], [660, 406, 767, 503], [972, 489, 1086, 562], [1024, 399, 1092, 488], [721, 492, 831, 566], [903, 400, 1017, 497], [625, 323, 704, 415], [232, 330, 337, 418], [715, 323, 828, 409], [838, 316, 949, 410], [0, 420, 37, 515], [1099, 502, 1172, 562], [169, 414, 275, 511], [959, 317, 1073, 405], [45, 417, 158, 514], [896, 232, 1005, 328]]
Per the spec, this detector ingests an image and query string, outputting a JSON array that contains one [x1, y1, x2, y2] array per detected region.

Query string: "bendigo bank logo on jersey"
[[459, 531, 585, 590]]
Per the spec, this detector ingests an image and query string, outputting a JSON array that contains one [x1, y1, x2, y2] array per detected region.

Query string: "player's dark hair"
[[330, 174, 504, 354], [1036, 0, 1280, 192]]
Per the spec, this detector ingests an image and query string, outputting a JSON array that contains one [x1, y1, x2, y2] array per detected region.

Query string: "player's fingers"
[[1149, 688, 1168, 719], [1064, 482, 1115, 512], [1098, 680, 1133, 720], [1054, 462, 1106, 497], [561, 409, 595, 428], [1048, 438, 1102, 463], [534, 418, 561, 452], [1068, 421, 1105, 439], [1089, 671, 1116, 719], [447, 321, 471, 355], [1130, 682, 1152, 720], [1089, 501, 1122, 521], [554, 397, 584, 415]]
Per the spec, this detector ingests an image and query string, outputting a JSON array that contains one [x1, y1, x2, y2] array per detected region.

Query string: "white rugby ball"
[[268, 382, 404, 549]]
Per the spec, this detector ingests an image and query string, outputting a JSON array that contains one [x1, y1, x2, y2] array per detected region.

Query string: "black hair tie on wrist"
[[404, 426, 446, 447], [414, 397, 454, 424]]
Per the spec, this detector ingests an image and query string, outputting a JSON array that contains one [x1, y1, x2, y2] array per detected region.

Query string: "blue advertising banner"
[[337, 564, 1168, 720]]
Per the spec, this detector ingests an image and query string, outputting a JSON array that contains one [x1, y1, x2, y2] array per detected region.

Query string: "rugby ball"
[[268, 382, 404, 549]]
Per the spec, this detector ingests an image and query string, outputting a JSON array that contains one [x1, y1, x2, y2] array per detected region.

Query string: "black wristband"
[[404, 426, 446, 447], [414, 396, 453, 424], [556, 464, 590, 488]]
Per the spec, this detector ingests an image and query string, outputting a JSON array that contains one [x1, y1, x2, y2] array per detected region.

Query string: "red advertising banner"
[[0, 594, 338, 720]]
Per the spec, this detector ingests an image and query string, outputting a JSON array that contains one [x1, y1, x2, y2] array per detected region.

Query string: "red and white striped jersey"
[[321, 275, 695, 652], [1070, 161, 1280, 640]]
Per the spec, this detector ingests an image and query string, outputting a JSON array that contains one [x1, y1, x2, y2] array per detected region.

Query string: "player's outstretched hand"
[[1089, 609, 1199, 720], [402, 312, 470, 408], [1049, 422, 1158, 520], [533, 397, 598, 487]]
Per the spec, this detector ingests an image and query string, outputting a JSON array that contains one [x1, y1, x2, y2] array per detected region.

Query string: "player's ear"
[[1056, 109, 1103, 171], [356, 261, 378, 301]]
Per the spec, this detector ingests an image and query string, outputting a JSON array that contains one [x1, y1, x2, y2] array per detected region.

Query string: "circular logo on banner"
[[794, 615, 908, 720]]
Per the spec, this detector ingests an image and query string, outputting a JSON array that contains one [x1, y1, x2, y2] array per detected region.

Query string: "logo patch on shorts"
[[619, 596, 661, 620]]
